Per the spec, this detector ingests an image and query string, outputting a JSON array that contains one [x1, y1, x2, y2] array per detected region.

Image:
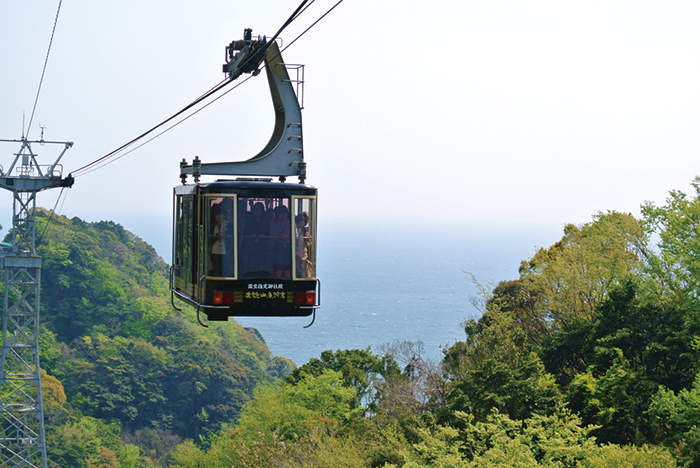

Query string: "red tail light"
[[295, 291, 316, 306], [213, 291, 236, 305], [223, 292, 235, 304], [213, 291, 224, 305]]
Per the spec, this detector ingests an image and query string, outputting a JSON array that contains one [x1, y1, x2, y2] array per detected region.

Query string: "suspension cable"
[[280, 0, 343, 54], [268, 0, 311, 44], [36, 187, 66, 245], [70, 77, 232, 176], [27, 0, 63, 138], [38, 0, 344, 241], [70, 0, 343, 178], [76, 75, 254, 176]]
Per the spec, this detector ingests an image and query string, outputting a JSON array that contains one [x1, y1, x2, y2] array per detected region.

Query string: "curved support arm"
[[181, 41, 305, 182]]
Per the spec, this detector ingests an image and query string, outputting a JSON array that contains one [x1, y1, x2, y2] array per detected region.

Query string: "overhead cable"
[[269, 0, 311, 44], [27, 0, 63, 138], [76, 75, 254, 176], [36, 187, 66, 245], [71, 0, 343, 177], [70, 77, 232, 176], [280, 0, 343, 54]]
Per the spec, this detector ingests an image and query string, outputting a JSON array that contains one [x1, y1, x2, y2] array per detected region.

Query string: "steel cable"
[[27, 0, 63, 138]]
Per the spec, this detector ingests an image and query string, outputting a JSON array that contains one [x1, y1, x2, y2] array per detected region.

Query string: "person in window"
[[220, 199, 235, 277], [271, 205, 291, 277], [241, 202, 271, 276], [295, 211, 312, 278], [210, 203, 227, 276]]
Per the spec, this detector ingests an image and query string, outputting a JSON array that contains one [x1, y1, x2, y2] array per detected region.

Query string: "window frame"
[[291, 195, 318, 280], [202, 193, 238, 280]]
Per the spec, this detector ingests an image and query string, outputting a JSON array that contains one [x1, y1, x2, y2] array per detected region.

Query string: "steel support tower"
[[0, 137, 73, 468]]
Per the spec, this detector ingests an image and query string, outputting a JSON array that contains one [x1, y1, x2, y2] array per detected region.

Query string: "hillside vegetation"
[[23, 210, 293, 467], [169, 178, 700, 467], [10, 177, 700, 467]]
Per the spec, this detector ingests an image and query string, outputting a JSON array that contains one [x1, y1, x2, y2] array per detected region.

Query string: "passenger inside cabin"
[[295, 211, 312, 278], [220, 199, 235, 277], [209, 203, 227, 276], [271, 205, 291, 278], [240, 202, 271, 276]]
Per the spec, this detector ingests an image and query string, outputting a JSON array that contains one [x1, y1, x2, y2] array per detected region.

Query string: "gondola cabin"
[[171, 178, 319, 321]]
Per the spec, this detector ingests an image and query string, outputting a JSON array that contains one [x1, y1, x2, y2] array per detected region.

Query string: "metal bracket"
[[180, 40, 306, 183]]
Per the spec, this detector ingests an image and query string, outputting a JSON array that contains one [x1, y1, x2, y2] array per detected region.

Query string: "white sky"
[[1, 0, 700, 255]]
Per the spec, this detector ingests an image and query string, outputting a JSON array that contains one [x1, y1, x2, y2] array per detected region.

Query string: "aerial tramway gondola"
[[170, 29, 320, 324]]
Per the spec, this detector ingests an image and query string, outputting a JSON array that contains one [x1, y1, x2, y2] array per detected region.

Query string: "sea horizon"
[[233, 219, 564, 365]]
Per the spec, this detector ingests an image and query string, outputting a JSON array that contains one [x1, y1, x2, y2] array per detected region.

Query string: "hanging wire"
[[280, 0, 343, 54], [70, 0, 308, 176], [26, 0, 63, 138], [36, 0, 345, 261], [70, 0, 343, 178], [77, 75, 255, 176], [268, 0, 312, 44], [70, 77, 233, 176], [21, 0, 65, 245], [36, 187, 66, 245]]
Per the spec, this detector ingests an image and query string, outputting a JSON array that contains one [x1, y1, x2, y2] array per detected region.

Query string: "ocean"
[[234, 220, 562, 366]]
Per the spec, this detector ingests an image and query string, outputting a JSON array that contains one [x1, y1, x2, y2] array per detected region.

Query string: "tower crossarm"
[[0, 138, 74, 193]]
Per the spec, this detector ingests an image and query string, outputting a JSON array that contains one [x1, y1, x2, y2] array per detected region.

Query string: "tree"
[[387, 410, 600, 468], [566, 349, 651, 445], [648, 375, 700, 467], [584, 444, 677, 468], [235, 370, 358, 444], [374, 341, 446, 425], [286, 348, 401, 411], [517, 211, 645, 333], [642, 176, 700, 299], [46, 416, 122, 468], [62, 334, 168, 426], [445, 350, 562, 423], [557, 281, 700, 446], [170, 370, 363, 468], [458, 213, 647, 387], [592, 282, 699, 392], [443, 308, 562, 424]]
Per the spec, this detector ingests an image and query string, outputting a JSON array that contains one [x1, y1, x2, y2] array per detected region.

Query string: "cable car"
[[170, 30, 320, 323], [171, 178, 318, 321]]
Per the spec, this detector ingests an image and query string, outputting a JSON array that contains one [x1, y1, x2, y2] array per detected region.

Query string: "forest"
[[5, 177, 700, 467]]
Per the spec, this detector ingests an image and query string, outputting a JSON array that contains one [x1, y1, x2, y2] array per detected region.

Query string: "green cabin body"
[[171, 179, 319, 321]]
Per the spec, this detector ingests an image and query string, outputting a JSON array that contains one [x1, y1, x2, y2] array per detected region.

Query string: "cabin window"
[[292, 196, 317, 279], [173, 194, 195, 294], [238, 197, 291, 278], [205, 196, 235, 278]]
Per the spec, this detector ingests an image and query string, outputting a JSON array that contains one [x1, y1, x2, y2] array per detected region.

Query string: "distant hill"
[[21, 208, 293, 466]]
